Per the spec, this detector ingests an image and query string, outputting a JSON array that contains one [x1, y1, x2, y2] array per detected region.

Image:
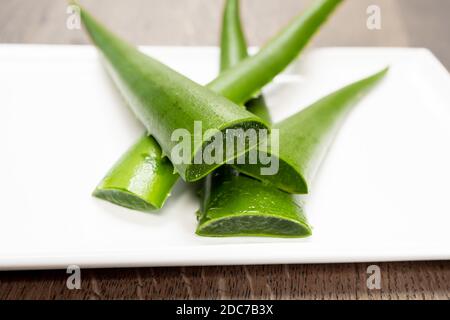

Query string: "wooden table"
[[0, 0, 449, 300]]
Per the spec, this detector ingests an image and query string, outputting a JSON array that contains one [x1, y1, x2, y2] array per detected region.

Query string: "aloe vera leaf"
[[92, 0, 343, 211], [196, 170, 311, 237], [79, 7, 269, 183], [208, 0, 343, 105], [220, 0, 248, 72], [235, 67, 389, 194], [196, 0, 311, 238], [220, 0, 272, 122], [92, 135, 177, 210]]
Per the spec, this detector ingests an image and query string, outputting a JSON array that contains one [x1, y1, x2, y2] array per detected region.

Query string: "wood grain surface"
[[0, 0, 449, 300]]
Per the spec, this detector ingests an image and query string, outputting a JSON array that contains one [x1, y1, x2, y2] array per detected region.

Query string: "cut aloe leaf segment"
[[92, 135, 178, 211], [234, 67, 389, 194], [196, 0, 312, 237], [89, 0, 343, 211], [196, 167, 312, 237]]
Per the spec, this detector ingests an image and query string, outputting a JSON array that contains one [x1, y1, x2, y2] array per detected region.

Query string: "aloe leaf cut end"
[[196, 215, 312, 238], [93, 188, 159, 212], [183, 118, 270, 182], [93, 135, 178, 211], [196, 174, 312, 238], [233, 67, 389, 194], [232, 156, 309, 194]]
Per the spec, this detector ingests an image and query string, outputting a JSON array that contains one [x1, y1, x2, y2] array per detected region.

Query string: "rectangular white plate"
[[1, 45, 450, 270]]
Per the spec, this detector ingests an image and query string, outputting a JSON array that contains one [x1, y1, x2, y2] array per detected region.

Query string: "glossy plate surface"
[[1, 45, 449, 270]]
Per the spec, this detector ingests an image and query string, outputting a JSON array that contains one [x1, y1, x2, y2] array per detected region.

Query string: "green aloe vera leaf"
[[92, 0, 342, 211], [93, 132, 177, 210], [219, 0, 272, 122], [79, 7, 269, 183], [196, 169, 311, 237], [220, 0, 248, 72], [196, 0, 311, 238], [245, 95, 271, 123], [208, 0, 343, 105], [234, 67, 389, 194], [93, 135, 177, 211]]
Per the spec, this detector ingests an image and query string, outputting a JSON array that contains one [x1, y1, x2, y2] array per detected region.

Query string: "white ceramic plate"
[[1, 45, 449, 270]]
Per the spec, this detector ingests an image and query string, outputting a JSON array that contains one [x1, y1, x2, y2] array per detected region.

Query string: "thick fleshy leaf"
[[235, 68, 389, 193], [196, 168, 311, 237], [80, 6, 269, 183], [93, 135, 177, 211]]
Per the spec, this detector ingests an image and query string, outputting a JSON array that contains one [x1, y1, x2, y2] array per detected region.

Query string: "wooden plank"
[[0, 262, 449, 299]]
